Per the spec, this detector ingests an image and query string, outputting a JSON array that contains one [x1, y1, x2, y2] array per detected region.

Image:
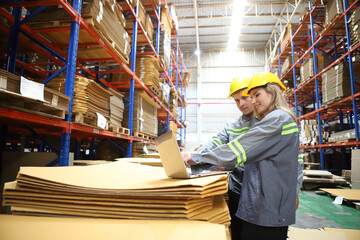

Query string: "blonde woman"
[[182, 72, 301, 240]]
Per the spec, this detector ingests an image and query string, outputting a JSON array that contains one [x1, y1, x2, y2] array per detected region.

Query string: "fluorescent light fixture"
[[227, 0, 246, 51], [194, 49, 201, 56]]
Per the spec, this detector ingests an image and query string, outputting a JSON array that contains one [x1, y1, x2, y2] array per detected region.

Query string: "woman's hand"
[[181, 151, 197, 167]]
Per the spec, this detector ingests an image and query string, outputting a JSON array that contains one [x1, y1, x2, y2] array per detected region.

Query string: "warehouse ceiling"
[[171, 0, 308, 53]]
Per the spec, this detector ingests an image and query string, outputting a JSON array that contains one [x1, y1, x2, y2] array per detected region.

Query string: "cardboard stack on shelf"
[[123, 1, 154, 45], [123, 91, 160, 137], [2, 161, 230, 226], [300, 52, 331, 83], [183, 72, 191, 87], [325, 0, 344, 27], [140, 0, 160, 13], [280, 24, 300, 51], [26, 0, 131, 64], [168, 3, 179, 35], [299, 119, 329, 146], [281, 55, 299, 75], [136, 56, 162, 97], [170, 88, 179, 118], [0, 70, 70, 119], [321, 62, 360, 104], [132, 142, 157, 157], [158, 121, 178, 137], [159, 79, 171, 107], [161, 5, 172, 39], [47, 76, 111, 129], [328, 129, 356, 143], [157, 29, 171, 72], [107, 88, 125, 130], [351, 7, 360, 47]]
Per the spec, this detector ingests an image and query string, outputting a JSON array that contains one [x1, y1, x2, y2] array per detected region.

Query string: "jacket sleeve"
[[197, 123, 230, 153], [297, 152, 304, 195], [192, 111, 293, 169]]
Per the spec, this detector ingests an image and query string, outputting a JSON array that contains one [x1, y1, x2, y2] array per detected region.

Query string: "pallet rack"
[[269, 0, 360, 172], [0, 0, 187, 165]]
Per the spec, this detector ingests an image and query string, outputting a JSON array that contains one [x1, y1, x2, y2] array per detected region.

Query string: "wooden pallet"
[[0, 89, 66, 119], [72, 112, 109, 130], [133, 131, 156, 141], [108, 124, 130, 136]]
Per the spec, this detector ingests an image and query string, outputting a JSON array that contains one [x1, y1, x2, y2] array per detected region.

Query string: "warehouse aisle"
[[293, 190, 360, 229]]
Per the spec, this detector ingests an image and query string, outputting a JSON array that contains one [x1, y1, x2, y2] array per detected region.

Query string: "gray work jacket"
[[197, 115, 257, 194], [192, 110, 300, 227]]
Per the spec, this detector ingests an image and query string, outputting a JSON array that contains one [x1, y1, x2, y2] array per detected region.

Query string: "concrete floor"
[[293, 190, 360, 229]]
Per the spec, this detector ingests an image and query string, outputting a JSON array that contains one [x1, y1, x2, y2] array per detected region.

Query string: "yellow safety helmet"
[[242, 72, 286, 96], [227, 77, 251, 98]]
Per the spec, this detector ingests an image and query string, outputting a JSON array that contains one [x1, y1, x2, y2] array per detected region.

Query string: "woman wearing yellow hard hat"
[[183, 72, 300, 240]]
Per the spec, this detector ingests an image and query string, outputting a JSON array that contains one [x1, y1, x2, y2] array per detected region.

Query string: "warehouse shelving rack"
[[269, 0, 360, 172], [0, 0, 187, 165]]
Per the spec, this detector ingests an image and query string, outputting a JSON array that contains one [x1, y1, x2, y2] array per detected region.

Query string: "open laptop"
[[155, 130, 229, 179]]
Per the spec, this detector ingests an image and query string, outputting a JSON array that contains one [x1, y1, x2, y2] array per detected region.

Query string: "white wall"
[[183, 50, 266, 151]]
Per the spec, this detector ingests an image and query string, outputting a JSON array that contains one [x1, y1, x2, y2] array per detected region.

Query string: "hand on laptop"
[[181, 151, 197, 167]]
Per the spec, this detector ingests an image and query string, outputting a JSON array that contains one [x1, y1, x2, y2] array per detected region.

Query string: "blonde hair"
[[254, 84, 296, 121]]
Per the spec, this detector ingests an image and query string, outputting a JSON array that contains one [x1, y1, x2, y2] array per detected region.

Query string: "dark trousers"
[[235, 219, 288, 240], [228, 190, 242, 239]]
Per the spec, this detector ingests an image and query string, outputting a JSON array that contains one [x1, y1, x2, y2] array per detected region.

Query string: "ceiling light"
[[194, 49, 201, 56], [227, 0, 246, 51]]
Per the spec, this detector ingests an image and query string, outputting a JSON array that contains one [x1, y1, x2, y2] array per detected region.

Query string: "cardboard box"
[[325, 0, 343, 26], [281, 55, 299, 75], [281, 24, 300, 50], [300, 53, 332, 83]]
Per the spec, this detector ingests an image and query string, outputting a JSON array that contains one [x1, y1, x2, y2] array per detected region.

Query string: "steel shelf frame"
[[1, 0, 187, 163], [271, 0, 360, 171]]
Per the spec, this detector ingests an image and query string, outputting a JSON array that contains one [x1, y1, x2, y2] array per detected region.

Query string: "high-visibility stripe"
[[233, 141, 246, 167], [227, 127, 250, 132], [282, 122, 297, 130], [298, 154, 303, 162], [228, 142, 242, 167], [212, 137, 222, 147], [281, 128, 299, 135], [227, 130, 249, 136]]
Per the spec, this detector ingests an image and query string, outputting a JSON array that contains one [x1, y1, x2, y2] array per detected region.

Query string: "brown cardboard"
[[115, 157, 162, 167], [319, 188, 360, 201], [352, 149, 360, 183], [288, 227, 347, 240], [324, 228, 360, 240], [0, 215, 228, 240]]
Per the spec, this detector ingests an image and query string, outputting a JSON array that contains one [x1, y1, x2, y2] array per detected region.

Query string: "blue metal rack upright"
[[274, 0, 360, 172]]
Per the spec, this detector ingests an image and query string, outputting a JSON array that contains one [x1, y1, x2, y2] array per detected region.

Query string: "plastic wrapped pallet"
[[321, 62, 360, 104], [300, 53, 331, 83], [123, 91, 159, 137]]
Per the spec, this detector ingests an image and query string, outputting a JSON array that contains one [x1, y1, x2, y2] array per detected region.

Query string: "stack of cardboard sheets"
[[351, 7, 360, 48], [0, 215, 229, 240], [108, 88, 124, 127], [26, 0, 131, 64], [131, 142, 158, 157], [156, 29, 171, 72], [115, 157, 162, 167], [2, 161, 230, 226], [300, 53, 331, 83], [47, 76, 111, 119], [123, 91, 159, 137], [321, 62, 360, 104]]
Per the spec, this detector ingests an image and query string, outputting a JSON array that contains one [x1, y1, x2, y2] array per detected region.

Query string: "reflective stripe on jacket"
[[197, 115, 256, 194]]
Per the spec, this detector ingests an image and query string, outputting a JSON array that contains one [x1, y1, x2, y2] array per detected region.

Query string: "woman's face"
[[250, 87, 273, 116]]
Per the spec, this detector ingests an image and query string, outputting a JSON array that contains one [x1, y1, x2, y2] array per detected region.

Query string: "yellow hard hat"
[[242, 72, 286, 96], [227, 77, 251, 98]]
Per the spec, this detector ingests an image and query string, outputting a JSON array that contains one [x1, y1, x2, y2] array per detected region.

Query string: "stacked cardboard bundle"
[[299, 119, 329, 146], [27, 0, 131, 64], [280, 24, 300, 50], [140, 0, 160, 13], [168, 3, 179, 34], [124, 1, 154, 45], [300, 53, 331, 83], [303, 170, 347, 187], [47, 76, 111, 120], [123, 91, 159, 136], [159, 80, 170, 106], [328, 129, 356, 143], [156, 29, 171, 72], [183, 72, 191, 87], [325, 0, 343, 26], [281, 55, 299, 75], [2, 161, 230, 225], [170, 88, 178, 117], [115, 157, 162, 167], [0, 215, 229, 240], [137, 56, 162, 93], [351, 7, 360, 47], [321, 62, 360, 104], [131, 142, 158, 157], [161, 5, 172, 39], [108, 88, 124, 127]]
